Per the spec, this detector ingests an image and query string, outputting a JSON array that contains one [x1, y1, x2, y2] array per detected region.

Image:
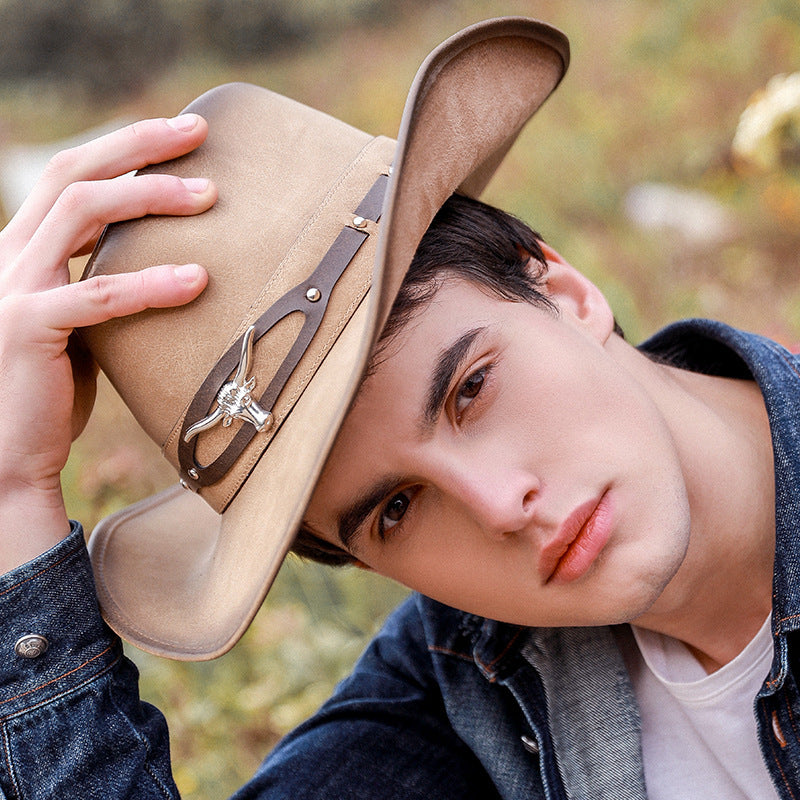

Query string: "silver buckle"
[[183, 325, 273, 443]]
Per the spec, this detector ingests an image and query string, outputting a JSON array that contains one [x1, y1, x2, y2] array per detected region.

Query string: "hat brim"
[[87, 17, 569, 659]]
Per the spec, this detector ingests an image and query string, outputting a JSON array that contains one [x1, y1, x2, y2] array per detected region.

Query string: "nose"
[[443, 459, 540, 539]]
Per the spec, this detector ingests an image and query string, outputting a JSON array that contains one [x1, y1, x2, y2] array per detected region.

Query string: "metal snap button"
[[15, 634, 49, 659], [521, 734, 540, 754]]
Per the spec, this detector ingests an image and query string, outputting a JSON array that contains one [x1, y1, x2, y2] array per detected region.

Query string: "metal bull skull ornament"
[[183, 325, 273, 443]]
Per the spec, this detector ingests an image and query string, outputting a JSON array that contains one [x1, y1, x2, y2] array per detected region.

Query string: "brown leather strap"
[[178, 172, 388, 489]]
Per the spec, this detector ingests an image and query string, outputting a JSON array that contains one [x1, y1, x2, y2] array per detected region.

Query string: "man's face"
[[304, 265, 692, 628]]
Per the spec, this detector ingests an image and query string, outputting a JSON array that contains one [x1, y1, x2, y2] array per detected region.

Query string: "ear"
[[535, 243, 615, 344]]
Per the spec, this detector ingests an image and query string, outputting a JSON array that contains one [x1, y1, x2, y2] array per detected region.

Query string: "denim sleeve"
[[0, 522, 179, 800], [235, 596, 501, 800]]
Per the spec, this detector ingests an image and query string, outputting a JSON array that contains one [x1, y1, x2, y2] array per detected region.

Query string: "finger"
[[2, 114, 208, 252], [6, 173, 216, 293], [40, 263, 209, 332]]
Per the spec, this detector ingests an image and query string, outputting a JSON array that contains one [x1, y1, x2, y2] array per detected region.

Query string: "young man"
[[0, 16, 794, 800]]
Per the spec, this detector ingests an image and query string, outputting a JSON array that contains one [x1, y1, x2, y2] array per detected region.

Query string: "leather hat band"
[[177, 172, 389, 490]]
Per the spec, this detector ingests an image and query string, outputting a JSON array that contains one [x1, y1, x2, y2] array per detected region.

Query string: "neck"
[[613, 337, 776, 671]]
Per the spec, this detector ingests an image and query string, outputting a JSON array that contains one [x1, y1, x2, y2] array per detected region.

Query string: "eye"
[[455, 366, 487, 420], [378, 488, 416, 541]]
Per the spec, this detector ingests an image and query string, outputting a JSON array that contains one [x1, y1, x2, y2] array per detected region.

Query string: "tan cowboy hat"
[[80, 16, 569, 660]]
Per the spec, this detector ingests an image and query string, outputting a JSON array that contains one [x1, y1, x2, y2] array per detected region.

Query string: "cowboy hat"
[[80, 16, 569, 660]]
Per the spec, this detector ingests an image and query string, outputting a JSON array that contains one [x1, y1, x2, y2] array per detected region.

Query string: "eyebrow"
[[422, 327, 486, 432]]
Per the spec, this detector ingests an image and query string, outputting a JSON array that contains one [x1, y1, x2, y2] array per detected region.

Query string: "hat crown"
[[84, 84, 394, 511]]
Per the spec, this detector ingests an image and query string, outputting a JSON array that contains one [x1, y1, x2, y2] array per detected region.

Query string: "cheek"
[[366, 501, 485, 598], [367, 494, 539, 621], [520, 340, 674, 467], [495, 351, 634, 468]]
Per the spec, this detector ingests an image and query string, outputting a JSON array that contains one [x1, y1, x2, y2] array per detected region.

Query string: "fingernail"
[[173, 264, 202, 282], [182, 177, 209, 193], [167, 113, 200, 131]]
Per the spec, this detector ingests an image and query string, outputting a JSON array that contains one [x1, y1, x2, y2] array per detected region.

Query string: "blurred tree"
[[196, 0, 406, 58], [0, 0, 414, 101], [199, 0, 312, 58], [0, 0, 179, 99]]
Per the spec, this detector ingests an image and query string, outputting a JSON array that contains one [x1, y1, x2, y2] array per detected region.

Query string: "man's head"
[[292, 193, 552, 566], [292, 192, 629, 568], [297, 192, 693, 630]]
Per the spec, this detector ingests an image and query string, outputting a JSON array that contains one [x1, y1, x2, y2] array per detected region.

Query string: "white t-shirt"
[[629, 616, 779, 800]]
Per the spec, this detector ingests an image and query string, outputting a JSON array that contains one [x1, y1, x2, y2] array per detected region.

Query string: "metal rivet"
[[352, 216, 367, 229], [305, 287, 322, 303], [521, 734, 540, 755], [15, 634, 49, 659], [188, 468, 199, 480]]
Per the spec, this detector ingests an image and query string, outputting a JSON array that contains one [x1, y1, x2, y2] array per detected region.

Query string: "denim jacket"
[[0, 319, 798, 799]]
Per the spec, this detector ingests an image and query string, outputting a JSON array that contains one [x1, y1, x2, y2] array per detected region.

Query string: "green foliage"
[[0, 0, 413, 100], [0, 0, 179, 98]]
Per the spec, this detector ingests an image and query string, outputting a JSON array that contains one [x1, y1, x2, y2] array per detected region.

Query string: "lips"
[[539, 491, 613, 584]]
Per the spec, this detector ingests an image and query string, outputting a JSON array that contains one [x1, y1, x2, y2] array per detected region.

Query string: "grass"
[[4, 0, 800, 796]]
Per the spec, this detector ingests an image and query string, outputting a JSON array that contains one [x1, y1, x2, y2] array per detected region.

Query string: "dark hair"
[[291, 193, 560, 566], [373, 193, 555, 361]]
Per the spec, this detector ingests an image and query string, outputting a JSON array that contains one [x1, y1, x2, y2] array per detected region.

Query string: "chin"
[[614, 545, 691, 626], [609, 485, 692, 623], [573, 528, 691, 628]]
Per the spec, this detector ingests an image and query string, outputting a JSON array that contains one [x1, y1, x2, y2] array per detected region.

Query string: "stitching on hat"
[[244, 139, 381, 324]]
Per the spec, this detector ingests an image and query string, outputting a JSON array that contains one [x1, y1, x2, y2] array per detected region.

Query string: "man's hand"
[[0, 113, 217, 573]]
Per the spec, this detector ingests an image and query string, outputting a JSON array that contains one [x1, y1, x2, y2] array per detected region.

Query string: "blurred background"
[[1, 0, 799, 796]]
